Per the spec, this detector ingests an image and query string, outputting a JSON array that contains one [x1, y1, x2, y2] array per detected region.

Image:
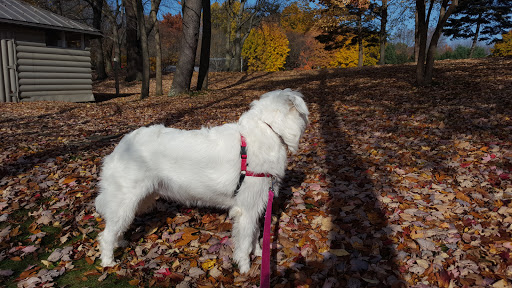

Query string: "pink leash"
[[260, 187, 274, 288], [237, 134, 274, 286]]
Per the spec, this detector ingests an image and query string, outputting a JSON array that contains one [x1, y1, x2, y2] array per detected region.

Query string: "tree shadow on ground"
[[94, 93, 136, 102], [263, 69, 402, 287], [217, 72, 272, 90]]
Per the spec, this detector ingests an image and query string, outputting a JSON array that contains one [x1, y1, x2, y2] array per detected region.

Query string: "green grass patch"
[[56, 259, 131, 288]]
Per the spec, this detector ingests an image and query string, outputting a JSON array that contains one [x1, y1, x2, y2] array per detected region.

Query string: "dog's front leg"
[[231, 208, 260, 274], [252, 228, 262, 257]]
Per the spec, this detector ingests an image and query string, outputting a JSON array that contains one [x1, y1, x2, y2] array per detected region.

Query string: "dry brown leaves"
[[0, 58, 511, 287]]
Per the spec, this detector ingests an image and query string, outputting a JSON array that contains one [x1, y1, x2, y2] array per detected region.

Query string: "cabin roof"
[[0, 0, 101, 36]]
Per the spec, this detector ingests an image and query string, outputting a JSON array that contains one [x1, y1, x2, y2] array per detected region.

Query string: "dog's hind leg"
[[97, 184, 149, 267]]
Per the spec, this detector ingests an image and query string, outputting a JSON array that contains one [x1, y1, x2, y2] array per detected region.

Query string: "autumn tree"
[[281, 1, 316, 34], [160, 13, 183, 66], [316, 0, 379, 67], [299, 31, 337, 69], [218, 0, 280, 71], [330, 34, 379, 67], [443, 0, 512, 58], [281, 1, 317, 69], [242, 22, 290, 71], [415, 0, 459, 86], [492, 30, 512, 56]]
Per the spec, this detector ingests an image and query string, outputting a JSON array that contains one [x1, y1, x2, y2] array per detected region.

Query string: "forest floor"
[[1, 57, 511, 288]]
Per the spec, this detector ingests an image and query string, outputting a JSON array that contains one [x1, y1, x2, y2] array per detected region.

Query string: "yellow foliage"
[[492, 30, 512, 57], [150, 57, 156, 72], [330, 44, 359, 68], [281, 2, 315, 33], [242, 23, 290, 71], [329, 35, 379, 68]]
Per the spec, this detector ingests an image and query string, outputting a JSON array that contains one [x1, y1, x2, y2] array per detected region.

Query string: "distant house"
[[0, 0, 101, 102]]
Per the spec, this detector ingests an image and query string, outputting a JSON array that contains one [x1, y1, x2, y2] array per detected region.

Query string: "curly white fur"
[[95, 89, 309, 273]]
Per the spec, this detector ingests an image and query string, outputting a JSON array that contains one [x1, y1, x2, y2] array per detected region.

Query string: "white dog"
[[95, 89, 309, 273]]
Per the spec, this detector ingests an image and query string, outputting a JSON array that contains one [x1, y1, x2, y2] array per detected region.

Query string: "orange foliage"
[[160, 13, 183, 64], [299, 31, 336, 69]]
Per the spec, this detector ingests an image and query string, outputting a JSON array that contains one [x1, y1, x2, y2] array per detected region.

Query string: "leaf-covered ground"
[[1, 58, 511, 288]]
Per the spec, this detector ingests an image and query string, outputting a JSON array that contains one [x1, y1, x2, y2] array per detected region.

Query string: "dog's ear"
[[284, 89, 309, 119]]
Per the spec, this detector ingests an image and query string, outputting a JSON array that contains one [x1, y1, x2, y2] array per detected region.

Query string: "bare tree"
[[85, 0, 107, 80], [169, 0, 202, 96], [124, 0, 142, 82], [104, 0, 124, 96], [136, 0, 150, 98], [148, 0, 163, 96]]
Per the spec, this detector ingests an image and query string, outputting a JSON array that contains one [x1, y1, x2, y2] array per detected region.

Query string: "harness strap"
[[234, 135, 272, 196]]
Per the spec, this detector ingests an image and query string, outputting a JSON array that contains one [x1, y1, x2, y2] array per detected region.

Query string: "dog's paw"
[[100, 257, 117, 267], [238, 262, 250, 274], [235, 255, 251, 274]]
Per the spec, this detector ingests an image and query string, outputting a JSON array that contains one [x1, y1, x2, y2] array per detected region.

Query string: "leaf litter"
[[0, 58, 511, 287]]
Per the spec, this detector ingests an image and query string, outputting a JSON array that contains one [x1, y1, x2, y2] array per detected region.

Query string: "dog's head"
[[248, 89, 309, 153]]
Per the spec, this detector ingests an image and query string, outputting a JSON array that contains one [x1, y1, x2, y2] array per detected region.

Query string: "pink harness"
[[236, 135, 273, 288]]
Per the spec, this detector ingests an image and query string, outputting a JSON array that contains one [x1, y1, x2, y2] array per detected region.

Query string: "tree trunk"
[[104, 43, 113, 74], [416, 0, 428, 84], [232, 32, 242, 71], [113, 23, 121, 97], [223, 2, 233, 71], [91, 0, 107, 80], [414, 9, 420, 63], [149, 0, 163, 96], [136, 0, 150, 99], [169, 0, 202, 96], [469, 14, 482, 58], [197, 0, 211, 90], [105, 0, 122, 96], [124, 0, 142, 82], [55, 0, 63, 15], [417, 0, 459, 86], [231, 0, 246, 72], [357, 13, 363, 67], [379, 0, 388, 65]]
